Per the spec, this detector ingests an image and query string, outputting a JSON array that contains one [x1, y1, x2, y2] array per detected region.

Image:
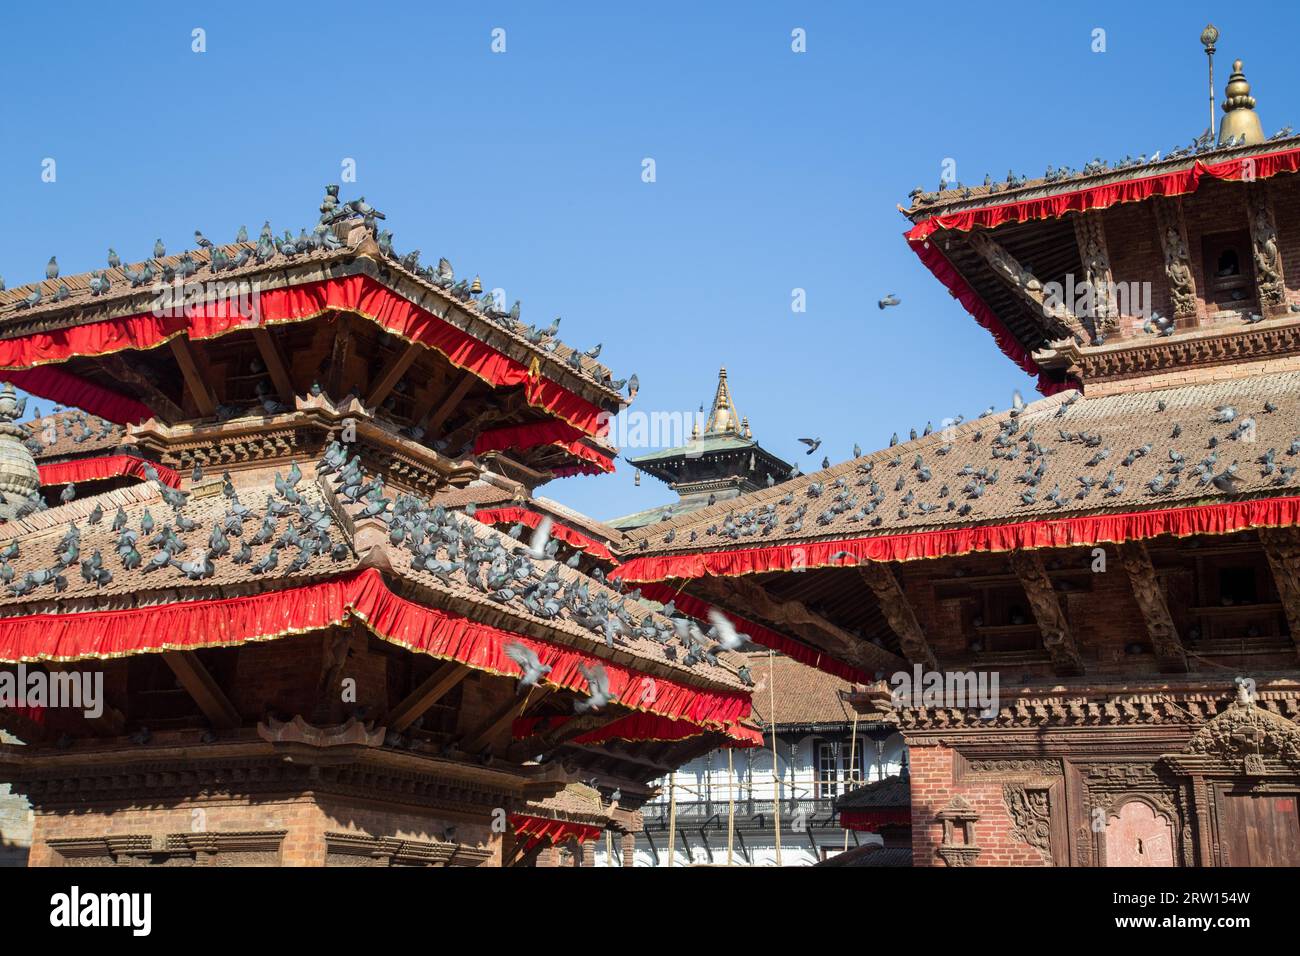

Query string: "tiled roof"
[[744, 652, 860, 727], [529, 496, 628, 548], [23, 410, 128, 460], [622, 371, 1300, 556], [0, 201, 626, 404], [904, 135, 1300, 218], [836, 775, 909, 811], [0, 448, 745, 692], [815, 844, 912, 867]]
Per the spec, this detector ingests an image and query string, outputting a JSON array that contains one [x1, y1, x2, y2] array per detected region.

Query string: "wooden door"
[[1217, 792, 1300, 866]]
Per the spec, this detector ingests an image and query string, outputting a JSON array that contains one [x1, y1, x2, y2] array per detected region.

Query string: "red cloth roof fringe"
[[473, 506, 616, 562], [38, 455, 181, 489], [509, 814, 604, 851], [0, 567, 750, 731], [615, 495, 1300, 581], [636, 581, 872, 684], [0, 275, 609, 436], [840, 808, 912, 832], [511, 711, 762, 747], [5, 366, 154, 425]]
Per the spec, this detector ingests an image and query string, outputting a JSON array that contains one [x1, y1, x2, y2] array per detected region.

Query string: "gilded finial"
[[470, 275, 482, 295], [1218, 58, 1265, 146]]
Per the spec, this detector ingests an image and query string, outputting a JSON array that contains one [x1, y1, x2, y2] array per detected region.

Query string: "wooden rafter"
[[506, 712, 623, 762], [460, 686, 554, 755], [385, 662, 473, 732], [421, 370, 478, 433], [702, 576, 908, 673], [365, 341, 423, 408], [1007, 551, 1085, 676], [1117, 542, 1189, 672], [968, 230, 1088, 343], [168, 338, 218, 417], [163, 651, 240, 729], [327, 319, 353, 399], [856, 564, 938, 669], [100, 355, 185, 421], [252, 327, 295, 402]]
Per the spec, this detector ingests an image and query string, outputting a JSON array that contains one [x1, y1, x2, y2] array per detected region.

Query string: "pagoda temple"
[[612, 56, 1300, 866], [0, 189, 759, 867], [611, 367, 792, 530]]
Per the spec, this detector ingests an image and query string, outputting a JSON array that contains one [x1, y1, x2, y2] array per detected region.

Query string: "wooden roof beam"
[[968, 230, 1089, 343], [365, 341, 423, 408], [1117, 542, 1189, 672], [857, 564, 938, 670], [1007, 551, 1085, 676], [100, 355, 185, 421], [459, 686, 554, 756], [422, 370, 477, 433], [252, 326, 295, 402], [702, 576, 908, 674], [168, 338, 218, 417], [385, 662, 473, 732], [506, 712, 624, 762], [163, 651, 240, 729]]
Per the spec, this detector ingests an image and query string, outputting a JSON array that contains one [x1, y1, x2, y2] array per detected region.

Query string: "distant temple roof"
[[610, 367, 792, 530]]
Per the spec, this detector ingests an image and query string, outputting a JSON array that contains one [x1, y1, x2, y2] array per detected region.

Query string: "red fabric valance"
[[840, 808, 912, 833], [615, 495, 1300, 582], [906, 145, 1300, 241], [512, 711, 762, 747], [509, 814, 604, 851], [473, 506, 616, 562], [0, 567, 750, 731], [473, 421, 616, 475], [38, 455, 181, 489], [4, 366, 155, 425], [0, 275, 610, 437], [636, 581, 871, 684]]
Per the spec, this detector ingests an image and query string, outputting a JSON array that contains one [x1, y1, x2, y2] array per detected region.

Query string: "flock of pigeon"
[[909, 125, 1298, 207], [640, 385, 1298, 550], [0, 185, 636, 403]]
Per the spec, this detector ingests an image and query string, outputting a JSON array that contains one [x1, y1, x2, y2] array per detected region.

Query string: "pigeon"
[[798, 437, 822, 456], [154, 239, 166, 259], [573, 662, 616, 713], [706, 609, 746, 652], [503, 641, 552, 694], [878, 294, 901, 309], [45, 256, 59, 280]]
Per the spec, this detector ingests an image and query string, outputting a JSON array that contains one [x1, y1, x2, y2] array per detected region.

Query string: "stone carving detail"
[[1072, 211, 1117, 337], [968, 231, 1087, 343], [1246, 184, 1285, 308], [1008, 551, 1084, 675], [1153, 197, 1198, 318], [1184, 691, 1300, 771], [1004, 785, 1053, 864]]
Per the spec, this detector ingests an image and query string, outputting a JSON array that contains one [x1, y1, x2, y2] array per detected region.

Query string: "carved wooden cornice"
[[1033, 315, 1300, 386], [323, 831, 491, 867]]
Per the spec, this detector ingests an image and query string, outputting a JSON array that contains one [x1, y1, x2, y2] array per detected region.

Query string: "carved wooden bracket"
[[1072, 210, 1118, 337], [1246, 183, 1287, 312], [857, 563, 938, 670], [969, 230, 1088, 343], [1259, 527, 1300, 658], [1153, 196, 1198, 319], [1008, 551, 1084, 676], [1117, 542, 1189, 672]]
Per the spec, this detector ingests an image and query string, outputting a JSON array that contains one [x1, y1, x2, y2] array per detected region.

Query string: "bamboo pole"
[[666, 770, 678, 867], [768, 648, 782, 866], [726, 746, 736, 866], [844, 705, 860, 852]]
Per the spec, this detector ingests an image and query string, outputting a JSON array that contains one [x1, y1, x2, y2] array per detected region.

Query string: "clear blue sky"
[[1, 1, 1289, 522]]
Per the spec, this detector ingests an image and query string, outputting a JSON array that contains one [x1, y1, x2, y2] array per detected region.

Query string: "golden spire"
[[702, 367, 741, 437], [1218, 59, 1265, 146]]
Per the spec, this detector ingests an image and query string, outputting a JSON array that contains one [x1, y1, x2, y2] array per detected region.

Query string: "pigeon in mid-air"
[[798, 437, 822, 456], [574, 662, 616, 713], [504, 641, 552, 694], [878, 293, 901, 309], [519, 516, 554, 561]]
